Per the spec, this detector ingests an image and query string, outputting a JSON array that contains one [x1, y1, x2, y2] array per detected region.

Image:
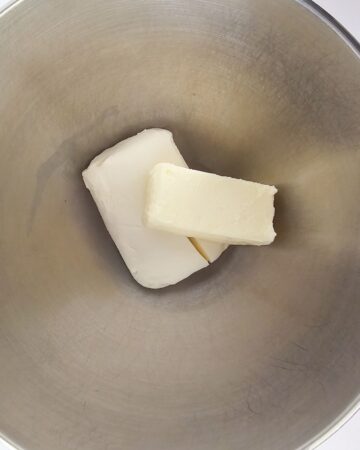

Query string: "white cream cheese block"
[[145, 163, 277, 246], [82, 129, 224, 288]]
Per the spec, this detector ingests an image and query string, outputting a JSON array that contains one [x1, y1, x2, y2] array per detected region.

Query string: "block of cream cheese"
[[145, 163, 277, 246], [83, 129, 223, 288]]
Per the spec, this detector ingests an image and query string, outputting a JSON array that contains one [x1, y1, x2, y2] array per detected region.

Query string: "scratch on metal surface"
[[246, 399, 260, 416], [292, 342, 309, 352]]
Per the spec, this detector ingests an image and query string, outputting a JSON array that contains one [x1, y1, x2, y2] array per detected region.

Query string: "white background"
[[0, 0, 359, 449]]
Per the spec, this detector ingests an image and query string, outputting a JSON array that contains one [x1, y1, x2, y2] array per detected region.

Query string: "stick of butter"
[[82, 129, 225, 288], [145, 163, 277, 246]]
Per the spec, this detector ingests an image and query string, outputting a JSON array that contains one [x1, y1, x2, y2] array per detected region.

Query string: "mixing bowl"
[[0, 0, 359, 449]]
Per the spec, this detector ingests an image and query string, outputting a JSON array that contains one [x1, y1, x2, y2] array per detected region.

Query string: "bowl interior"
[[0, 1, 360, 449]]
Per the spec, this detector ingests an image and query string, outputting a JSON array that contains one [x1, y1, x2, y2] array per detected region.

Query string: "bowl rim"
[[0, 0, 359, 449]]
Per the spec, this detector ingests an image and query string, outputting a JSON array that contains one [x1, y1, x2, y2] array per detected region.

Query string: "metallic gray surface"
[[0, 1, 359, 449]]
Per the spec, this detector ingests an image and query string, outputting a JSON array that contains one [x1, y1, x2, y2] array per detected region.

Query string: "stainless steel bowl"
[[0, 1, 359, 449]]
